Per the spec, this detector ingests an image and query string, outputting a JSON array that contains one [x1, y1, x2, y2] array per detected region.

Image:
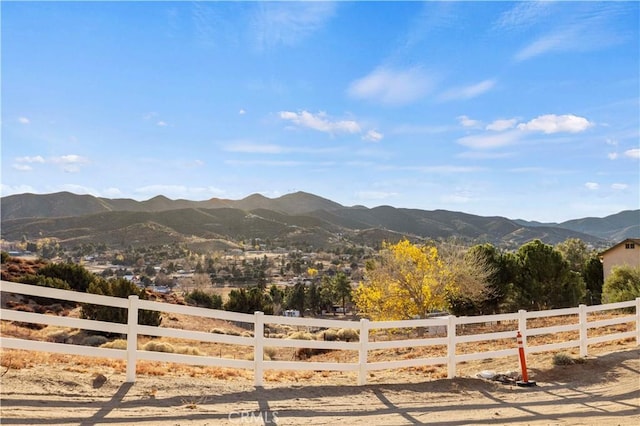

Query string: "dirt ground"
[[1, 347, 638, 426]]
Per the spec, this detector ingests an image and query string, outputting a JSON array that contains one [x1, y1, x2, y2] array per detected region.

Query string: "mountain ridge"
[[1, 192, 637, 249]]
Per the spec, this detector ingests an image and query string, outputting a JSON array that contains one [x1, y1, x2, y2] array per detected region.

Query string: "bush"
[[142, 341, 175, 353], [602, 265, 640, 303], [83, 335, 108, 347], [100, 339, 128, 350], [81, 278, 162, 327], [337, 328, 359, 342], [287, 331, 314, 340], [553, 353, 585, 366], [316, 329, 338, 341], [184, 289, 222, 309]]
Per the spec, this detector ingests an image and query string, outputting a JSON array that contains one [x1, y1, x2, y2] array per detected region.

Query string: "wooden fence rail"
[[1, 280, 638, 386]]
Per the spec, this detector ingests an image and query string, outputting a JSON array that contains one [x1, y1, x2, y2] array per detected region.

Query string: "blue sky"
[[2, 1, 639, 222]]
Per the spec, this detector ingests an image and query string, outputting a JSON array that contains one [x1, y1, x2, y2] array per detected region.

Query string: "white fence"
[[1, 280, 639, 386]]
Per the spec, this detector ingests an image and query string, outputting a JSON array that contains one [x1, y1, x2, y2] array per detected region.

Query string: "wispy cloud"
[[624, 148, 640, 159], [279, 110, 361, 135], [362, 130, 384, 142], [611, 183, 628, 190], [226, 143, 287, 154], [157, 121, 168, 127], [486, 118, 518, 132], [457, 115, 482, 128], [514, 3, 630, 61], [494, 1, 554, 31], [12, 154, 88, 173], [439, 79, 495, 101], [356, 191, 398, 201], [347, 66, 436, 106], [16, 155, 45, 164], [252, 2, 336, 50], [18, 116, 30, 124], [585, 182, 600, 190], [517, 114, 593, 134], [457, 130, 523, 150]]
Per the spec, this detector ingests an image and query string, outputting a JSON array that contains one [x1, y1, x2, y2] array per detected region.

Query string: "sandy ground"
[[1, 348, 639, 426]]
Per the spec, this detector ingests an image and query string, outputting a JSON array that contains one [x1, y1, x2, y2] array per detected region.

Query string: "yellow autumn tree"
[[354, 240, 456, 320]]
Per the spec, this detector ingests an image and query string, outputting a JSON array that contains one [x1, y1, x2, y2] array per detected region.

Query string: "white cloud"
[[457, 115, 482, 128], [239, 109, 246, 115], [50, 154, 90, 165], [611, 183, 628, 190], [585, 182, 599, 190], [12, 164, 32, 171], [157, 121, 168, 127], [143, 112, 158, 120], [494, 1, 553, 31], [362, 130, 384, 142], [439, 79, 495, 101], [103, 187, 123, 197], [1, 184, 37, 196], [18, 117, 30, 124], [486, 118, 517, 132], [517, 114, 593, 134], [607, 152, 619, 160], [252, 2, 336, 50], [278, 110, 361, 135], [347, 66, 435, 106], [605, 138, 618, 146], [624, 148, 640, 159], [16, 155, 45, 163], [457, 130, 522, 149]]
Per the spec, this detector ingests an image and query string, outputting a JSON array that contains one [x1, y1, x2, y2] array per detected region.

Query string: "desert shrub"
[[142, 341, 175, 353], [209, 328, 227, 334], [287, 331, 314, 340], [45, 329, 71, 343], [176, 346, 204, 356], [83, 335, 109, 347], [317, 329, 338, 341], [264, 346, 277, 360], [100, 339, 128, 350], [184, 289, 222, 309], [553, 353, 585, 366], [337, 328, 359, 342], [1, 251, 9, 263]]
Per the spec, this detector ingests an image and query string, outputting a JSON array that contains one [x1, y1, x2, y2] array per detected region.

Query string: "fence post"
[[636, 298, 640, 347], [518, 309, 528, 349], [579, 304, 588, 357], [254, 311, 264, 387], [358, 318, 369, 386], [447, 315, 456, 378], [126, 295, 139, 383]]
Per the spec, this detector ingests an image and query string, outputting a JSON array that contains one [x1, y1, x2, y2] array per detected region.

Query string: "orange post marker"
[[516, 331, 536, 387]]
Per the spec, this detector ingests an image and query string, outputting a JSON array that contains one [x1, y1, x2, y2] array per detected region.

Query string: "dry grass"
[[1, 301, 637, 384]]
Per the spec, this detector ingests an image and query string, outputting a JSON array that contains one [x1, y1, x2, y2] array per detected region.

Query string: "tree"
[[602, 265, 640, 303], [37, 262, 98, 292], [82, 278, 162, 327], [354, 240, 454, 321], [331, 272, 352, 314], [514, 240, 585, 310], [556, 238, 590, 274], [284, 282, 306, 316], [438, 241, 496, 316], [583, 256, 604, 305]]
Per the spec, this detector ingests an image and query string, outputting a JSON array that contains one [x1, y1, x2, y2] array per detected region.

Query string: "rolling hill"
[[1, 192, 637, 250]]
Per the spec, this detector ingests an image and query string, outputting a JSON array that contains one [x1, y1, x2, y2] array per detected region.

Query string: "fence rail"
[[1, 280, 639, 386]]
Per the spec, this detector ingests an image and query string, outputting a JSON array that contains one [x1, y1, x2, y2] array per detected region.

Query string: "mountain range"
[[1, 191, 638, 250]]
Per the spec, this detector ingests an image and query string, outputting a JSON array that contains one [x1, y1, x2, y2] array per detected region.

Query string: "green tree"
[[583, 256, 604, 305], [82, 278, 161, 327], [184, 289, 223, 309], [556, 238, 590, 273], [284, 282, 306, 316], [331, 272, 352, 314], [514, 240, 585, 310], [602, 265, 640, 303], [37, 262, 98, 292]]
